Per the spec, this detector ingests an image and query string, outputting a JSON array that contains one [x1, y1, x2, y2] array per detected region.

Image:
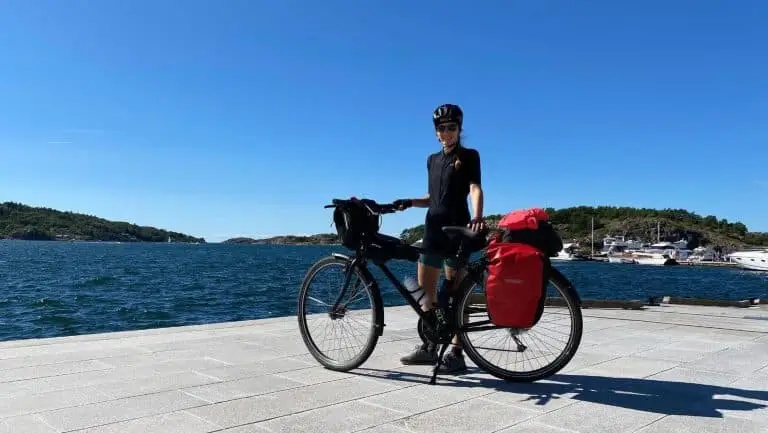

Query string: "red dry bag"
[[497, 207, 551, 231], [497, 207, 563, 258], [484, 238, 550, 329]]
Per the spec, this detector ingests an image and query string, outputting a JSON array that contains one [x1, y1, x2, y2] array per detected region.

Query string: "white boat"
[[650, 240, 689, 250], [727, 250, 768, 271], [631, 251, 678, 266], [600, 235, 647, 254], [607, 255, 635, 264], [604, 244, 638, 264], [687, 246, 716, 262], [551, 243, 589, 261], [646, 241, 692, 261], [601, 221, 688, 266]]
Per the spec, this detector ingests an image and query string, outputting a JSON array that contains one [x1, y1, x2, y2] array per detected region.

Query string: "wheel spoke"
[[307, 296, 330, 306]]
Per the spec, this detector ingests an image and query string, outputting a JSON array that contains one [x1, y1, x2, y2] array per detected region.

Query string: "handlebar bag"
[[333, 200, 381, 249]]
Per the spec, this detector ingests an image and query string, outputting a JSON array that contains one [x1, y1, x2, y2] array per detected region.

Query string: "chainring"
[[417, 316, 454, 345]]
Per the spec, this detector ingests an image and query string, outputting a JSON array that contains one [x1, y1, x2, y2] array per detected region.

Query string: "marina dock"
[[588, 256, 742, 267], [1, 303, 767, 432]]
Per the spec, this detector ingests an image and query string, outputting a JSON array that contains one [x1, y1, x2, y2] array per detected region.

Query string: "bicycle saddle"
[[442, 226, 488, 242], [442, 226, 489, 253]]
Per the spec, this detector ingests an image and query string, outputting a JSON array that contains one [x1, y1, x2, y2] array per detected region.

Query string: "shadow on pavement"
[[348, 367, 768, 418]]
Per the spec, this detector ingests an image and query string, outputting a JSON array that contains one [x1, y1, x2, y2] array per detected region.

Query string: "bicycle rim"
[[297, 255, 381, 371]]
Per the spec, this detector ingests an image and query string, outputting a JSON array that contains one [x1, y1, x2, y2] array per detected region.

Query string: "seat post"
[[454, 242, 471, 269]]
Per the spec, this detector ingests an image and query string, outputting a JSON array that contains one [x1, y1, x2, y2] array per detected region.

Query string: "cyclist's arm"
[[470, 185, 483, 220], [467, 150, 483, 219], [408, 154, 432, 208], [410, 195, 430, 208]]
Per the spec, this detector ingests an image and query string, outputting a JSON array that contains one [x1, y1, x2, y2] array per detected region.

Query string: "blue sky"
[[1, 0, 766, 242]]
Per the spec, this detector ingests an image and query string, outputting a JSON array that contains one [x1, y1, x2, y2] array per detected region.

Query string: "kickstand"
[[429, 343, 450, 385], [512, 335, 527, 352]]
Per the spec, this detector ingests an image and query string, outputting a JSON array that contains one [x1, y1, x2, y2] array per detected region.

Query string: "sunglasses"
[[436, 123, 458, 133]]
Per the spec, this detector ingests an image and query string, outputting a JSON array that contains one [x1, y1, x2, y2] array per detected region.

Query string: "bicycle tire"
[[455, 266, 583, 382], [297, 255, 382, 372]]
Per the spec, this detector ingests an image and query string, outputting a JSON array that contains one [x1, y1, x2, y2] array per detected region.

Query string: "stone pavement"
[[1, 303, 767, 433]]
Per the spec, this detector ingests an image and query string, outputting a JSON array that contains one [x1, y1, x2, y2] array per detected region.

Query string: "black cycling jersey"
[[421, 145, 481, 255]]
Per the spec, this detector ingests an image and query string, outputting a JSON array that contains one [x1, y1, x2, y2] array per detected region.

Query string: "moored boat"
[[727, 250, 768, 271]]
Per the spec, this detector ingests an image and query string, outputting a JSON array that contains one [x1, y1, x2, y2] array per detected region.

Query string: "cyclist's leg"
[[437, 259, 469, 374], [417, 254, 443, 311], [400, 252, 443, 365]]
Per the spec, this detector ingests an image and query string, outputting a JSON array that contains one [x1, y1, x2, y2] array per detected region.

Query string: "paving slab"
[[0, 304, 767, 432]]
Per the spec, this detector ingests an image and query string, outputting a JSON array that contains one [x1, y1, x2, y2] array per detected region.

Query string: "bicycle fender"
[[332, 252, 352, 261], [550, 266, 582, 307]]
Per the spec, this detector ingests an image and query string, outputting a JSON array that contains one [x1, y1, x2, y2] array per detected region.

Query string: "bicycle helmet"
[[432, 103, 463, 128]]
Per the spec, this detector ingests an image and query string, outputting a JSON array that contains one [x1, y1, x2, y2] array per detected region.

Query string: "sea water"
[[0, 240, 765, 342]]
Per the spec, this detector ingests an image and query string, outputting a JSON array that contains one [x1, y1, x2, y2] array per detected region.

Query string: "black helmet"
[[432, 103, 463, 128]]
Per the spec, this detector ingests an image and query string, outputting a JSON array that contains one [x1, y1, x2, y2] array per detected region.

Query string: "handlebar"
[[324, 197, 401, 214]]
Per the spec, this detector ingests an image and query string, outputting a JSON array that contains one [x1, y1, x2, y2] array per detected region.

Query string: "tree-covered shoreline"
[[0, 202, 205, 243], [8, 201, 764, 249], [399, 206, 768, 250], [228, 206, 768, 249]]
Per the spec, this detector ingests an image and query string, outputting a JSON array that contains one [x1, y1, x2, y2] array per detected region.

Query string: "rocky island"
[[223, 234, 339, 245], [0, 201, 206, 243]]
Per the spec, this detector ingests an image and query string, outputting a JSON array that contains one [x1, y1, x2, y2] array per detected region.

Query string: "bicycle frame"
[[329, 239, 499, 337], [323, 197, 529, 336]]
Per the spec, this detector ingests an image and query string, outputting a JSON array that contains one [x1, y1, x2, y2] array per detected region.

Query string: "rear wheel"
[[455, 267, 583, 382], [297, 255, 382, 371]]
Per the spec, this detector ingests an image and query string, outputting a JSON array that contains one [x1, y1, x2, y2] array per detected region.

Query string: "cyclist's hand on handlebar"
[[392, 199, 412, 211], [468, 217, 486, 232]]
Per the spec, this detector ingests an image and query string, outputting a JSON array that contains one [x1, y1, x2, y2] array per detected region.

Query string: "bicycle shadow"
[[348, 367, 768, 418]]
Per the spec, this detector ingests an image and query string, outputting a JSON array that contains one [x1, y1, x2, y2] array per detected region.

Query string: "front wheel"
[[297, 255, 382, 371], [454, 266, 583, 382]]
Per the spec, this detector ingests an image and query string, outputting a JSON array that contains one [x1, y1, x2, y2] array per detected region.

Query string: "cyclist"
[[393, 103, 485, 374]]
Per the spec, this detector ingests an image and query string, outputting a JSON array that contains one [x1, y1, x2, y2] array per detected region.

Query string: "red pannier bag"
[[484, 208, 559, 328]]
